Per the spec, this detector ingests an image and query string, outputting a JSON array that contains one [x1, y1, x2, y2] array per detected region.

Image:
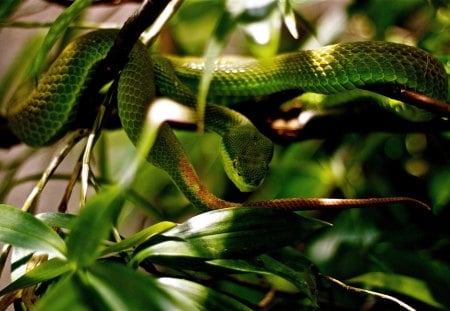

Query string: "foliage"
[[0, 0, 449, 310]]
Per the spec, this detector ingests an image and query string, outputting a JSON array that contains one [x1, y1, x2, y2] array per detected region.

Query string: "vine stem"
[[322, 274, 416, 311]]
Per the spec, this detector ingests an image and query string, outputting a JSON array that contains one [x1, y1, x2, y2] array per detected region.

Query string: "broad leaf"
[[0, 204, 66, 256], [34, 274, 103, 311], [157, 277, 252, 311], [86, 262, 185, 311], [131, 207, 327, 266], [37, 212, 77, 229], [87, 262, 251, 310]]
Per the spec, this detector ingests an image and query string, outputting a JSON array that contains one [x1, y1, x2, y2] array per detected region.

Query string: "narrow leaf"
[[30, 0, 94, 77], [0, 204, 66, 256], [209, 254, 317, 304], [66, 186, 124, 267], [0, 0, 21, 22], [197, 9, 237, 131], [100, 221, 176, 256], [348, 272, 445, 309], [0, 258, 72, 296]]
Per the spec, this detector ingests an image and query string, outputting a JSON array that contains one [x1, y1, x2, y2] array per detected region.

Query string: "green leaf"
[[86, 262, 185, 311], [348, 272, 445, 309], [100, 221, 176, 256], [87, 262, 251, 310], [197, 8, 237, 131], [0, 258, 72, 296], [36, 212, 77, 229], [131, 207, 327, 266], [30, 0, 94, 77], [34, 274, 104, 311], [429, 167, 450, 213], [0, 204, 66, 256], [0, 30, 43, 110], [209, 254, 318, 305], [157, 277, 252, 311], [0, 0, 21, 22], [66, 186, 124, 268]]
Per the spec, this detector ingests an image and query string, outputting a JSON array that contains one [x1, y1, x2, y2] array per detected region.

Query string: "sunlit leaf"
[[130, 207, 327, 266], [157, 277, 252, 311], [0, 204, 66, 256], [100, 221, 176, 256], [278, 0, 299, 39]]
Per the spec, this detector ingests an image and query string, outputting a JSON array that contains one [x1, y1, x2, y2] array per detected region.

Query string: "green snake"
[[6, 30, 448, 210]]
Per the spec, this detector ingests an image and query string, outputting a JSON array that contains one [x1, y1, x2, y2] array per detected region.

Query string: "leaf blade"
[[0, 204, 66, 256]]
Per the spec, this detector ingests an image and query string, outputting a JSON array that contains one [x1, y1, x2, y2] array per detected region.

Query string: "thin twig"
[[0, 130, 88, 277], [81, 104, 107, 206], [21, 129, 89, 213], [141, 0, 184, 46], [322, 274, 416, 311], [58, 155, 83, 213]]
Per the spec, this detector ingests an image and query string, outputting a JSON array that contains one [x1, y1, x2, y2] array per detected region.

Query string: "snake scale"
[[7, 30, 448, 210]]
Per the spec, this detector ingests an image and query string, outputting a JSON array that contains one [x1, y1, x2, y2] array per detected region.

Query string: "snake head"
[[220, 125, 274, 192]]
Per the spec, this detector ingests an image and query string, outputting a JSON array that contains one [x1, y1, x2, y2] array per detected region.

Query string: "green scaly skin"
[[7, 30, 448, 210], [168, 41, 448, 105]]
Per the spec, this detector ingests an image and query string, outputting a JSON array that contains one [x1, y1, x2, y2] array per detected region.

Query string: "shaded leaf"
[[0, 0, 21, 22], [348, 272, 445, 309], [34, 274, 103, 311], [66, 186, 124, 267], [87, 262, 185, 311], [209, 254, 318, 305], [0, 258, 72, 296], [36, 212, 77, 229]]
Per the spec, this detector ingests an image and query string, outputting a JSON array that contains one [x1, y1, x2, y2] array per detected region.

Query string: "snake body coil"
[[168, 42, 447, 103], [6, 30, 448, 210]]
